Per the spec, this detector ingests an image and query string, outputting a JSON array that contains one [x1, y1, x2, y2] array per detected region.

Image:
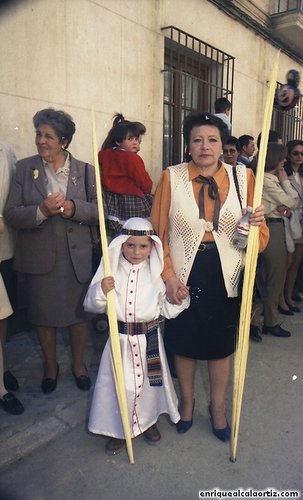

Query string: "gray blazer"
[[4, 154, 99, 283]]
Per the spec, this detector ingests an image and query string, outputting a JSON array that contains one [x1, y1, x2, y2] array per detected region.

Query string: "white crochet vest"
[[168, 162, 247, 297]]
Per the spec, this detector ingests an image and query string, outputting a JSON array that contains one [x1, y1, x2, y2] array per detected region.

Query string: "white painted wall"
[[0, 0, 302, 187]]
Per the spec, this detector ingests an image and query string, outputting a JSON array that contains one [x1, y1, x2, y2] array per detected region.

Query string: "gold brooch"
[[32, 169, 39, 179]]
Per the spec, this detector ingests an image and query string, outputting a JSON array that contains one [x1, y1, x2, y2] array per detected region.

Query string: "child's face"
[[118, 132, 140, 153], [122, 236, 153, 265]]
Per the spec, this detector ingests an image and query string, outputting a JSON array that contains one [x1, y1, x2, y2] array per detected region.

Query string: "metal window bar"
[[161, 26, 235, 167], [270, 0, 302, 15]]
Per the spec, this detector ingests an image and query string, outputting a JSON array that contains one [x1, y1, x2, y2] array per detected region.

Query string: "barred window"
[[161, 26, 235, 167]]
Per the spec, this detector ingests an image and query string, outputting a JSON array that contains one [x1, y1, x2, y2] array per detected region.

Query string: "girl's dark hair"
[[284, 139, 303, 177], [101, 113, 141, 150], [33, 108, 76, 148], [182, 111, 229, 149], [264, 142, 287, 172]]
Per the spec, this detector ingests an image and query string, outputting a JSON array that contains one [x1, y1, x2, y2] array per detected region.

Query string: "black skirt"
[[164, 243, 239, 361]]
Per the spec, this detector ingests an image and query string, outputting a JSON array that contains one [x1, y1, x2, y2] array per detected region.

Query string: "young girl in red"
[[99, 114, 153, 236]]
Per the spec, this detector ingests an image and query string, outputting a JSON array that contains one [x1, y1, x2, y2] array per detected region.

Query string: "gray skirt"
[[26, 216, 91, 327]]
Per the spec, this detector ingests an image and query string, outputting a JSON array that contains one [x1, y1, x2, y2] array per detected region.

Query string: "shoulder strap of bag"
[[84, 163, 100, 245], [232, 166, 242, 210], [84, 162, 89, 201]]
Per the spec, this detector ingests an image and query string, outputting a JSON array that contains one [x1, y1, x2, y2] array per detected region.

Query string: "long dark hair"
[[284, 140, 303, 177], [264, 143, 287, 172], [101, 113, 141, 150]]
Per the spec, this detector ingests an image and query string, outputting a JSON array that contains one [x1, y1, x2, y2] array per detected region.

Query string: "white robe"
[[84, 256, 189, 438]]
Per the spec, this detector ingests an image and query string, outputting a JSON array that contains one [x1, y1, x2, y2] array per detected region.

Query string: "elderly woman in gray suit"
[[4, 108, 98, 394]]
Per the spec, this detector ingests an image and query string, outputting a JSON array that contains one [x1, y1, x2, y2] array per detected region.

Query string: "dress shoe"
[[143, 423, 161, 446], [286, 302, 301, 313], [208, 404, 230, 442], [262, 324, 291, 337], [278, 306, 294, 316], [249, 325, 262, 342], [3, 370, 19, 391], [0, 392, 24, 415], [105, 438, 125, 456], [176, 399, 195, 434], [42, 363, 59, 394], [292, 293, 303, 302], [72, 368, 91, 391]]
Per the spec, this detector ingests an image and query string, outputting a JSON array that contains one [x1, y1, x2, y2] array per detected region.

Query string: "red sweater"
[[98, 148, 153, 198]]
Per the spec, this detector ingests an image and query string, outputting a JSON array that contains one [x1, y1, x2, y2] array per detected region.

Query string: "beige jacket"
[[262, 173, 300, 218], [0, 141, 16, 261]]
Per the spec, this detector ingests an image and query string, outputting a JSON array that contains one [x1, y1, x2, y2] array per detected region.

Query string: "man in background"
[[214, 97, 232, 133], [238, 134, 256, 167]]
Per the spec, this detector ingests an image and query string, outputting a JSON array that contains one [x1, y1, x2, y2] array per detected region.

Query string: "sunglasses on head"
[[291, 151, 303, 157]]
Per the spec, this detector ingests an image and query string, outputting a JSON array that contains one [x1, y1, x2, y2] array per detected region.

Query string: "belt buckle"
[[200, 243, 207, 251]]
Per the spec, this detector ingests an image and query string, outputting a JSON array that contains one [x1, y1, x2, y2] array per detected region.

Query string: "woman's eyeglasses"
[[291, 151, 303, 157]]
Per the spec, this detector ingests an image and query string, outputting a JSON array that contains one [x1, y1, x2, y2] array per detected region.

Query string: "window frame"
[[162, 26, 235, 167]]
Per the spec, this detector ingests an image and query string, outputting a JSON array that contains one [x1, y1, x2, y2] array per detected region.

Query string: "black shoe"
[[208, 404, 230, 442], [176, 400, 195, 434], [143, 424, 161, 446], [105, 438, 126, 456], [286, 302, 301, 313], [42, 363, 59, 394], [0, 392, 24, 415], [292, 294, 303, 302], [72, 368, 91, 391], [262, 325, 291, 337], [278, 306, 294, 316], [3, 370, 19, 391], [249, 326, 262, 342]]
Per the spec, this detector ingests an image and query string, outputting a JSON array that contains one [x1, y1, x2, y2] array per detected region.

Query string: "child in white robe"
[[84, 217, 189, 455]]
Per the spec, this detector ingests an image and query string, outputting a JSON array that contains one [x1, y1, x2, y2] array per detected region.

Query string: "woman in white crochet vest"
[[151, 112, 269, 442]]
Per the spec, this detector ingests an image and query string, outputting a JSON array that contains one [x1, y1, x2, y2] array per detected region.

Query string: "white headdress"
[[108, 217, 163, 280]]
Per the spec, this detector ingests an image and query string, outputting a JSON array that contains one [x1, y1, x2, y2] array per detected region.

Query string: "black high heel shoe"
[[208, 404, 230, 442], [176, 399, 195, 434]]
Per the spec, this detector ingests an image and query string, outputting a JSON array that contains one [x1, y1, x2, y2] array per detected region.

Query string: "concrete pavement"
[[0, 321, 108, 470], [1, 310, 303, 496]]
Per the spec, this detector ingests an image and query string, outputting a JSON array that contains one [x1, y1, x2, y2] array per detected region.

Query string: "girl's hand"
[[165, 276, 187, 305], [101, 276, 115, 295], [249, 204, 266, 227]]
